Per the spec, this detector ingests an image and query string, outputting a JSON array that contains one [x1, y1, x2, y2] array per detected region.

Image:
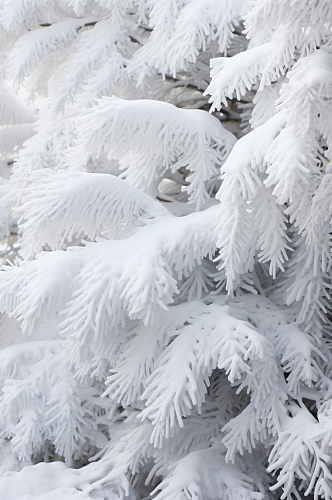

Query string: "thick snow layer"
[[0, 462, 120, 500]]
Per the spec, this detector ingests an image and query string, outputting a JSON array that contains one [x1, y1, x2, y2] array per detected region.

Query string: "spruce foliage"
[[0, 1, 332, 499]]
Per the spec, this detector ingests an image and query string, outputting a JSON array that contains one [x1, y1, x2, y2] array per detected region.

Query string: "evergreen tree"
[[0, 1, 331, 499]]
